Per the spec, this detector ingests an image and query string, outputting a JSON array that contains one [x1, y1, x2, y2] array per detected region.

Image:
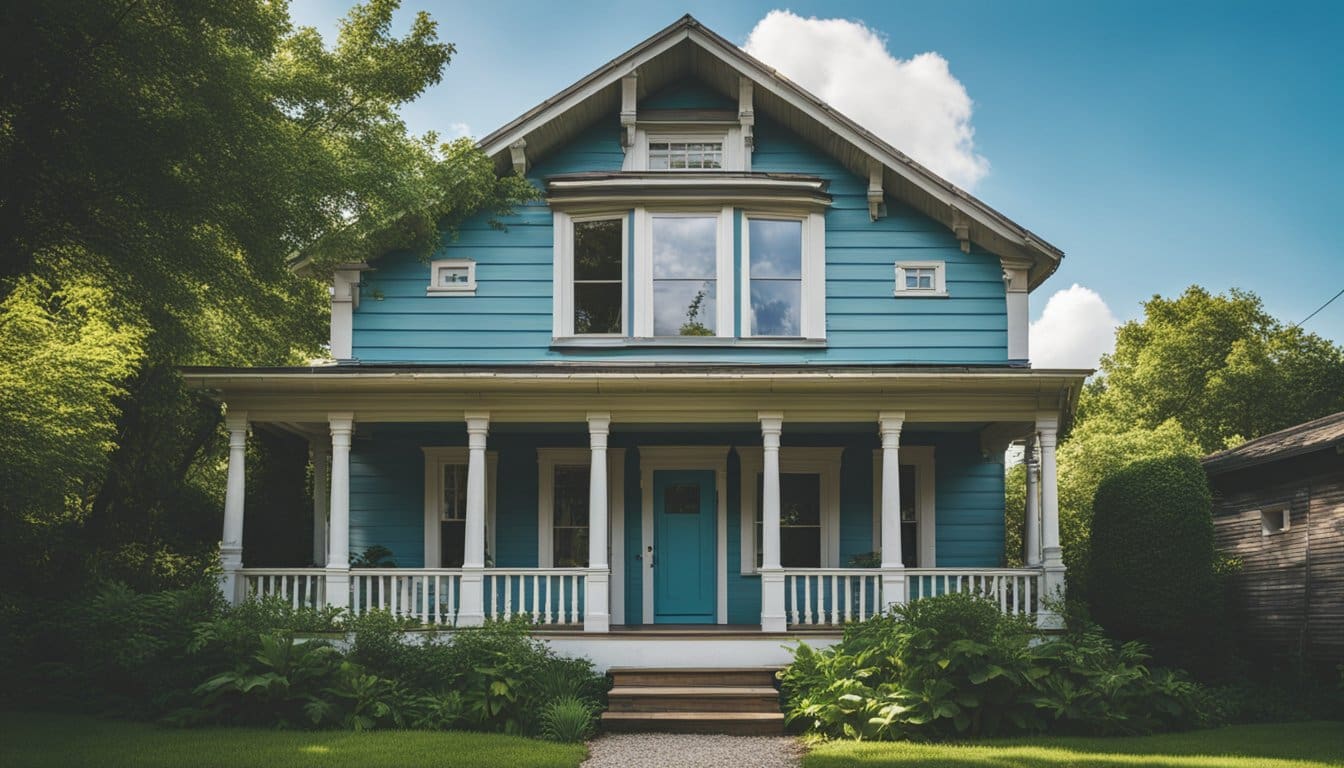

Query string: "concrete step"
[[607, 685, 780, 713], [601, 710, 786, 736]]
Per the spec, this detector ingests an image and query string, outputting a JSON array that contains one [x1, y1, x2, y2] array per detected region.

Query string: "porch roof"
[[182, 363, 1088, 427]]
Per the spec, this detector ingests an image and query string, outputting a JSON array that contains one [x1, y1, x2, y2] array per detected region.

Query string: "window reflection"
[[651, 216, 717, 336], [748, 219, 803, 336]]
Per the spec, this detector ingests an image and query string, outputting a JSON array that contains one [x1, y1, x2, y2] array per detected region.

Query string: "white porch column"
[[758, 412, 786, 632], [311, 440, 329, 567], [585, 413, 611, 632], [458, 412, 490, 626], [1024, 435, 1041, 567], [879, 412, 907, 609], [325, 413, 353, 610], [220, 412, 248, 605], [1036, 414, 1064, 629]]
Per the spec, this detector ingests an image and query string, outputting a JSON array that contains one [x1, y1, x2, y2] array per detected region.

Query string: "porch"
[[193, 366, 1076, 637]]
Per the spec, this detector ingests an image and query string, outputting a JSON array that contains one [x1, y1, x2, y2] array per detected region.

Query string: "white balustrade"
[[904, 568, 1042, 616], [241, 568, 327, 610], [782, 569, 884, 626], [483, 569, 587, 625], [350, 569, 464, 625]]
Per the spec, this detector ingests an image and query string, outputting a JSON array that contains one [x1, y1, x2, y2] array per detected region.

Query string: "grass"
[[803, 722, 1344, 768], [0, 712, 587, 768]]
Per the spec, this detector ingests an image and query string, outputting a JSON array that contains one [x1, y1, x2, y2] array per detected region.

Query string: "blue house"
[[187, 17, 1083, 668]]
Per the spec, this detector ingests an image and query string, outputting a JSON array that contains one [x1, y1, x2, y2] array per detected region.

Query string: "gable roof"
[[1202, 411, 1344, 474], [478, 15, 1064, 290]]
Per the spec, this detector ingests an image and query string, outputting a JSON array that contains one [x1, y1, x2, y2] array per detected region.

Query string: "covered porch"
[[190, 366, 1079, 635]]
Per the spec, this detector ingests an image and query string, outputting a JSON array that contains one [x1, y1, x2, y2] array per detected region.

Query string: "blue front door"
[[653, 470, 716, 623]]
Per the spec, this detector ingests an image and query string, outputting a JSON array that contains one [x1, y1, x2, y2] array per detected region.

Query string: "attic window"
[[648, 139, 724, 170], [894, 261, 947, 297], [1260, 507, 1289, 536]]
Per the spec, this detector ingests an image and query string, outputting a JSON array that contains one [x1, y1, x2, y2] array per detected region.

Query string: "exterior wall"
[[350, 83, 1009, 365], [1209, 449, 1344, 668], [349, 424, 1006, 623]]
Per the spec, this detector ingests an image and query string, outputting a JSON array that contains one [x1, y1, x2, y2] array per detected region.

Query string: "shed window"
[[1260, 507, 1289, 536]]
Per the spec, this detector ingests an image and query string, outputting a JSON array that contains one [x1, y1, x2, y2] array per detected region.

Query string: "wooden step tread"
[[602, 711, 784, 721], [609, 686, 777, 697]]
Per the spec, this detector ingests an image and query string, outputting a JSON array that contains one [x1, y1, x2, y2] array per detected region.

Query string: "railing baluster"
[[843, 576, 852, 623]]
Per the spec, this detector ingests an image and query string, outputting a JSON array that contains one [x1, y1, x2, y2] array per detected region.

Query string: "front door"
[[652, 470, 716, 623]]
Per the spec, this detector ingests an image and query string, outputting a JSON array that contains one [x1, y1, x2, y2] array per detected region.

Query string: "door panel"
[[653, 470, 716, 623]]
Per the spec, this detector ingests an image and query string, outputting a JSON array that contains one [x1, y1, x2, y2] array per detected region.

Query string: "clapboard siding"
[[346, 425, 1007, 624], [351, 93, 1008, 365], [1208, 449, 1344, 668]]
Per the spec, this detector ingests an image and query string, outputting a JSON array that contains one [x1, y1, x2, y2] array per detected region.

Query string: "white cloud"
[[743, 10, 989, 189], [447, 122, 472, 139], [1030, 285, 1119, 370]]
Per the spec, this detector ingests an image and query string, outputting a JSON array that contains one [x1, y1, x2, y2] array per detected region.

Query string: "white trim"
[[1002, 265, 1030, 361], [740, 211, 826, 340], [894, 261, 948, 298], [633, 207, 734, 338], [638, 446, 731, 624], [553, 212, 628, 338], [426, 259, 477, 296], [738, 447, 843, 574], [421, 447, 497, 568], [871, 446, 936, 567]]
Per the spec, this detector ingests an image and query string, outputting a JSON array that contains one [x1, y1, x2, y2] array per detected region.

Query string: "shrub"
[[779, 592, 1209, 742], [538, 695, 596, 742], [1086, 455, 1226, 676]]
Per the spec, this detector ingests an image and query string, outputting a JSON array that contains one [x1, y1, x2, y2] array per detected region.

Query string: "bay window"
[[742, 212, 825, 339]]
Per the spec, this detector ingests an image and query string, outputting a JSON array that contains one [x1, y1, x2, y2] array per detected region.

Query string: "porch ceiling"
[[183, 365, 1086, 426]]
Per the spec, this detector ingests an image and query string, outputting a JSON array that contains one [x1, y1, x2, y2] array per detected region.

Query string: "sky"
[[292, 0, 1344, 367]]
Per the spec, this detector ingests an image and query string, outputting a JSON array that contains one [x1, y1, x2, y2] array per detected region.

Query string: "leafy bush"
[[779, 592, 1209, 741], [1086, 455, 1227, 677], [538, 695, 596, 743]]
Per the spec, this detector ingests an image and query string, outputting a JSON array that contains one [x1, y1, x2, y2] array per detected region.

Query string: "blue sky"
[[293, 0, 1344, 359]]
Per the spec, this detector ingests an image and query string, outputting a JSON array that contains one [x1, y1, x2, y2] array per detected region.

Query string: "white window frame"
[[553, 212, 628, 338], [421, 447, 497, 568], [536, 447, 624, 569], [894, 261, 948, 298], [738, 447, 843, 575], [871, 446, 937, 567], [626, 126, 745, 172], [426, 259, 477, 296], [740, 211, 826, 340], [1259, 505, 1290, 536], [633, 206, 735, 338]]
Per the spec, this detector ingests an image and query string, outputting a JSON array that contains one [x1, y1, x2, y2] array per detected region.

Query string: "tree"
[[0, 0, 534, 594], [1080, 287, 1344, 453]]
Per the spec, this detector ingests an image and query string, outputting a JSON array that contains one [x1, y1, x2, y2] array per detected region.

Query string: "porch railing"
[[351, 569, 462, 625], [905, 568, 1041, 616], [484, 569, 586, 625], [241, 568, 327, 610], [783, 569, 884, 625]]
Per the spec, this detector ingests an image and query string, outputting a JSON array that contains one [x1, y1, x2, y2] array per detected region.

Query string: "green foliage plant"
[[538, 695, 597, 743]]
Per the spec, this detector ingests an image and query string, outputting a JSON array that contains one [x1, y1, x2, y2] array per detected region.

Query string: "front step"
[[602, 667, 784, 735]]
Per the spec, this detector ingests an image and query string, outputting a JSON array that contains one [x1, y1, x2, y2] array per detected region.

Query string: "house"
[[1203, 411, 1344, 670], [184, 16, 1086, 670]]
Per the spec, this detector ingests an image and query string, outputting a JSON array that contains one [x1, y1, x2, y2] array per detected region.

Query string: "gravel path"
[[581, 734, 803, 768]]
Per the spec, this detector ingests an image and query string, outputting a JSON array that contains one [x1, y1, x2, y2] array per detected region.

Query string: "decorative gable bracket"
[[867, 158, 884, 221], [950, 205, 972, 253], [509, 139, 528, 176], [620, 73, 638, 149], [738, 77, 755, 154]]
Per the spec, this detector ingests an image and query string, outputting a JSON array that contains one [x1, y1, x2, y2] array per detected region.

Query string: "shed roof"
[[1202, 411, 1344, 474]]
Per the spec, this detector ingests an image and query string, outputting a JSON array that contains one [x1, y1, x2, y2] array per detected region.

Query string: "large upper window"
[[572, 218, 624, 334], [746, 218, 803, 336], [651, 214, 719, 336]]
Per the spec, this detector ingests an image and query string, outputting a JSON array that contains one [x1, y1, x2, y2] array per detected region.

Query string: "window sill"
[[893, 291, 949, 299], [552, 336, 828, 349], [426, 288, 476, 297]]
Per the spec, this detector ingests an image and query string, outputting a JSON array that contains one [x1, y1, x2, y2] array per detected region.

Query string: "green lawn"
[[804, 722, 1344, 768], [0, 712, 587, 768]]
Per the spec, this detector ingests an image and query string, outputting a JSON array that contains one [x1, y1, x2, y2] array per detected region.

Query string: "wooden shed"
[[1203, 412, 1344, 670]]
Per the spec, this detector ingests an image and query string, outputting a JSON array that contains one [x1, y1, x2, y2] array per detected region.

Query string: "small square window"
[[1260, 507, 1289, 536], [427, 259, 476, 295], [894, 262, 946, 297]]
